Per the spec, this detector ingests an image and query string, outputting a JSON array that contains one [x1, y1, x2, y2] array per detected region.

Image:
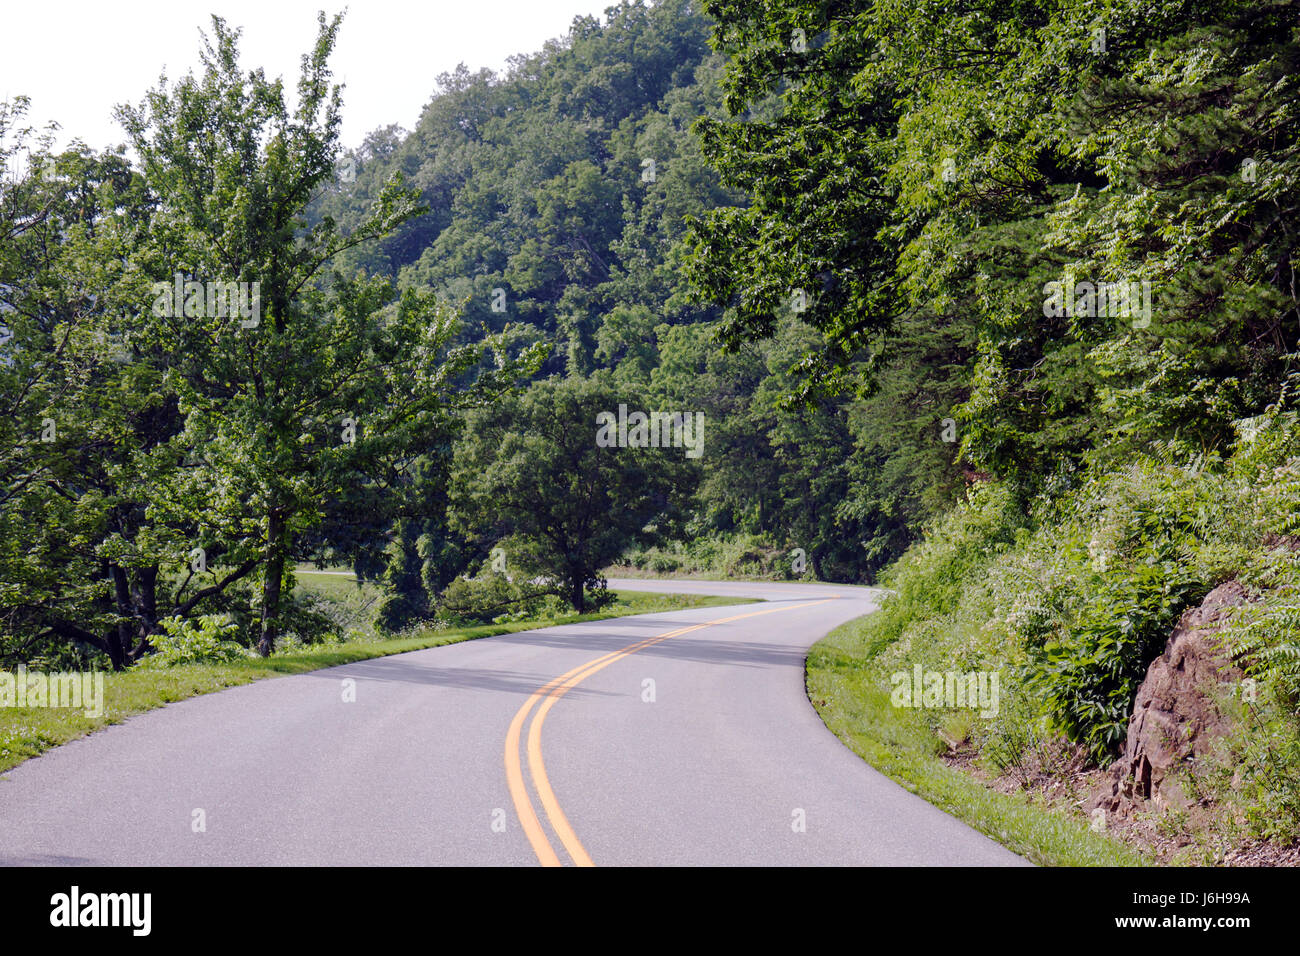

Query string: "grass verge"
[[806, 614, 1150, 867], [0, 588, 753, 775]]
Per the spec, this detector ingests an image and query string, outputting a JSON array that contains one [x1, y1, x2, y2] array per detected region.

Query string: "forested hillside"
[[309, 0, 971, 604]]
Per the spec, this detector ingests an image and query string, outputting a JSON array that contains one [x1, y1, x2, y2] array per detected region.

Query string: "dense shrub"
[[136, 615, 248, 668], [432, 571, 589, 626]]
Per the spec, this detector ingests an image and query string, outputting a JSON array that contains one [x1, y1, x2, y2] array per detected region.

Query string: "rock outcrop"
[[1093, 581, 1250, 818]]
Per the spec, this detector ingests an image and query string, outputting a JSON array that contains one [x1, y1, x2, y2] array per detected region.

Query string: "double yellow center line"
[[503, 598, 837, 866]]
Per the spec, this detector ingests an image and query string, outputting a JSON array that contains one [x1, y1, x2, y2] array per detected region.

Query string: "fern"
[[1226, 602, 1300, 698]]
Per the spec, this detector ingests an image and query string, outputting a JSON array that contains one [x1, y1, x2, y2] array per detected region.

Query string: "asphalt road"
[[0, 578, 1026, 866]]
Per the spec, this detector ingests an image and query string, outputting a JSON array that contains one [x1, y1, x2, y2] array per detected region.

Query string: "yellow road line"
[[503, 647, 640, 866], [525, 623, 708, 868], [504, 598, 837, 866]]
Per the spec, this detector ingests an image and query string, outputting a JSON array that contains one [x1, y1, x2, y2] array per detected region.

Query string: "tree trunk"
[[258, 512, 287, 656], [109, 564, 135, 671], [138, 565, 158, 626], [105, 631, 126, 671], [570, 575, 585, 614], [130, 565, 160, 662]]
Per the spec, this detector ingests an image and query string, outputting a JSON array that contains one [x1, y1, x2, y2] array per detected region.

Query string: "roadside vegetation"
[[609, 533, 811, 580], [810, 408, 1300, 864], [808, 624, 1149, 867]]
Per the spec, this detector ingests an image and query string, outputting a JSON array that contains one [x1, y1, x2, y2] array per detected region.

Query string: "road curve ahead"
[[0, 579, 1026, 866]]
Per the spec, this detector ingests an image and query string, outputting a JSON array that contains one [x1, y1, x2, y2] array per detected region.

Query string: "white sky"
[[2, 0, 617, 152]]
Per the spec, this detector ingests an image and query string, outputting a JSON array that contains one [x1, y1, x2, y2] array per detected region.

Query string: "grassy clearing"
[[293, 568, 379, 601], [806, 614, 1150, 867], [0, 587, 753, 775]]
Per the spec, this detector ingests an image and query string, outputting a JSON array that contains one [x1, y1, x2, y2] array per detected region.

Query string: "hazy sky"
[[2, 0, 617, 152]]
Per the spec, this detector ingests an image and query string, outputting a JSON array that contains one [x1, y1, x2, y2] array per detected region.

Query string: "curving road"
[[0, 579, 1026, 866]]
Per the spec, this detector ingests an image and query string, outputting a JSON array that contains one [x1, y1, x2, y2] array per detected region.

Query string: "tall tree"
[[451, 375, 692, 612], [115, 14, 540, 655]]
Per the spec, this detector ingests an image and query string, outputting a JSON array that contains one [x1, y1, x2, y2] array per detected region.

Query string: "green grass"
[[293, 567, 378, 602], [806, 614, 1151, 867], [0, 587, 754, 775]]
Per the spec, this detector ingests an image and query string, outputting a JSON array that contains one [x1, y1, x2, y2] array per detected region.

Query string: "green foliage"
[[979, 671, 1051, 785], [293, 572, 384, 644], [1229, 706, 1300, 843], [435, 573, 568, 626], [136, 615, 247, 668], [869, 482, 1026, 652], [826, 408, 1300, 854], [1029, 535, 1206, 762], [1230, 602, 1300, 698], [0, 98, 154, 670], [2, 18, 541, 667], [451, 375, 690, 612], [806, 614, 1148, 866], [690, 0, 1300, 523], [303, 1, 947, 583], [320, 0, 726, 362], [620, 531, 799, 579], [685, 0, 1300, 852]]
